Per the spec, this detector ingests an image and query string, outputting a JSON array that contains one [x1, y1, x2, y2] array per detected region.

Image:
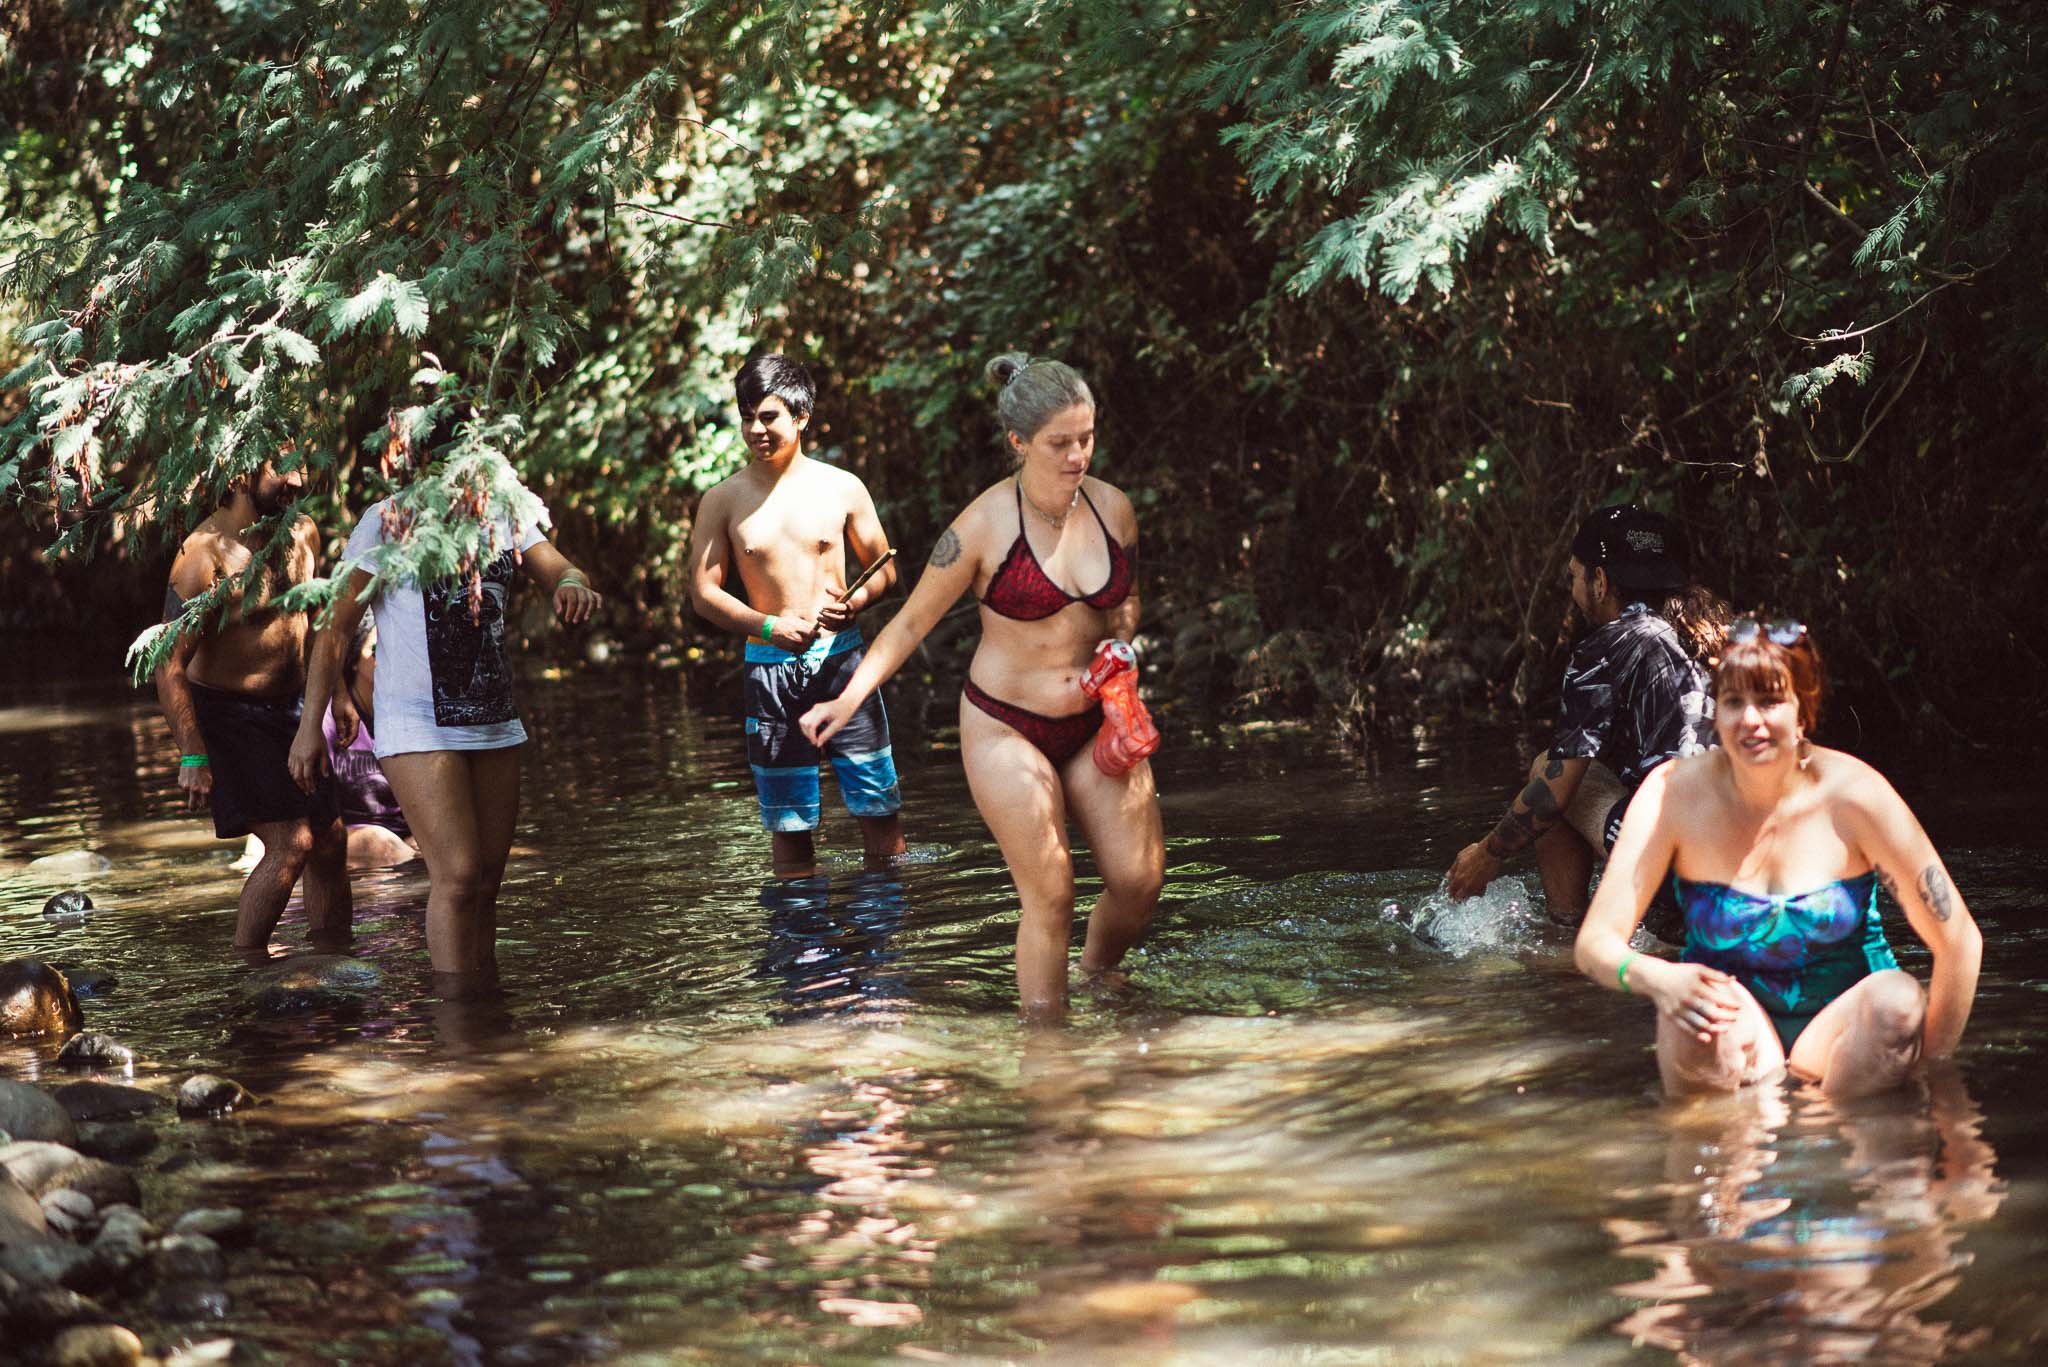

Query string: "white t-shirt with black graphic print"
[[344, 499, 548, 759]]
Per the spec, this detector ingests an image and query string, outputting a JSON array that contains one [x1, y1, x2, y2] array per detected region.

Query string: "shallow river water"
[[2, 660, 2045, 1365]]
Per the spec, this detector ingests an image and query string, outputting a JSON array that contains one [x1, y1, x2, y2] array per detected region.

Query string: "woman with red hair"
[[1575, 619, 1982, 1097]]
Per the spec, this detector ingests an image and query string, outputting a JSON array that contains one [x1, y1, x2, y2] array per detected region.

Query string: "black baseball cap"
[[1569, 505, 1688, 591]]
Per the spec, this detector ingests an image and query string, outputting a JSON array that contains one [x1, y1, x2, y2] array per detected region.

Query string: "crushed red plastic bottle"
[[1078, 639, 1161, 776]]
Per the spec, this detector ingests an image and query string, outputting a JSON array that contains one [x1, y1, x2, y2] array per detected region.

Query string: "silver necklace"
[[1017, 473, 1078, 529]]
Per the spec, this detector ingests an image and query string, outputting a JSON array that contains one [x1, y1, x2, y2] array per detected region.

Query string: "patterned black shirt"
[[1553, 602, 1714, 790]]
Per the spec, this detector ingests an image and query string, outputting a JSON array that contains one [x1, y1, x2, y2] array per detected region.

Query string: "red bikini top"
[[980, 481, 1134, 621]]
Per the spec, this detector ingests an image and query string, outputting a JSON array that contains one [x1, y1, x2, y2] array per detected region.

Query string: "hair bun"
[[985, 352, 1030, 390]]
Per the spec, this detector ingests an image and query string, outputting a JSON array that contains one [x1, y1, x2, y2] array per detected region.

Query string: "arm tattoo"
[[1484, 778, 1563, 857], [1544, 752, 1565, 780], [930, 527, 962, 569], [1916, 865, 1956, 922]]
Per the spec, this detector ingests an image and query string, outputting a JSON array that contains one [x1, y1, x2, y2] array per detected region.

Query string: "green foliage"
[[2, 0, 2044, 736]]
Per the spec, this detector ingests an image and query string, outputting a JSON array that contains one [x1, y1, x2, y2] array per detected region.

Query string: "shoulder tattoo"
[[1916, 864, 1956, 922], [930, 527, 962, 569]]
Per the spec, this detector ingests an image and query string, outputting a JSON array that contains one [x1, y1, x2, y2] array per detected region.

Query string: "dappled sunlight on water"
[[2, 668, 2044, 1362]]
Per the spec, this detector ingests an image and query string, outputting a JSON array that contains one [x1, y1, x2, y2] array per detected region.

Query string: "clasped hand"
[[1645, 961, 1745, 1044]]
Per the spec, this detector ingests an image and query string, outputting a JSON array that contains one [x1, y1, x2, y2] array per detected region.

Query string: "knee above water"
[[1863, 970, 1927, 1039], [1109, 866, 1165, 906]]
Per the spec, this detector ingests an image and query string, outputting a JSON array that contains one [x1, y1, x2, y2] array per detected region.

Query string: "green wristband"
[[759, 615, 777, 644], [180, 754, 210, 768], [1617, 949, 1639, 994]]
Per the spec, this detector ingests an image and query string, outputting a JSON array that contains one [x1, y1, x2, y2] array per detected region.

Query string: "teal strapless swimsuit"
[[1673, 870, 1899, 1049]]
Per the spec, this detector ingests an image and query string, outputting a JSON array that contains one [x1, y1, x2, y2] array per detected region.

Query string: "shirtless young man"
[[686, 354, 906, 878], [154, 459, 351, 957]]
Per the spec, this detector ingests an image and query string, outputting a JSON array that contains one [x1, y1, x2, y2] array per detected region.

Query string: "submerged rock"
[[0, 1236, 96, 1290], [25, 851, 112, 879], [42, 890, 94, 922], [176, 1075, 255, 1118], [56, 1033, 136, 1071], [73, 1122, 158, 1164], [235, 954, 382, 1015], [0, 1079, 78, 1145], [3, 1283, 101, 1332], [49, 1323, 145, 1367], [53, 1082, 162, 1125], [0, 959, 84, 1038], [64, 968, 118, 999], [149, 1232, 225, 1284], [155, 1280, 230, 1321], [90, 1206, 152, 1277], [170, 1208, 245, 1243]]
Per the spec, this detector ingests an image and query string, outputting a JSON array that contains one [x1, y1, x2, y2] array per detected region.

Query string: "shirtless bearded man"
[[687, 354, 906, 878], [154, 459, 351, 957]]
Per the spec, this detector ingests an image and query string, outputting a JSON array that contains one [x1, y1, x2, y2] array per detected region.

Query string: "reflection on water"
[[1608, 1067, 2003, 1364], [0, 666, 2043, 1363]]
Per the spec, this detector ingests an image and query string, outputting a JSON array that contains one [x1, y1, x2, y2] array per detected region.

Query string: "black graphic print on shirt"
[[1552, 602, 1714, 791], [425, 549, 518, 727]]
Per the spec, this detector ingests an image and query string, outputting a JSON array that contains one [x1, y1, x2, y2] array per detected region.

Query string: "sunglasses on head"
[[1725, 617, 1807, 646]]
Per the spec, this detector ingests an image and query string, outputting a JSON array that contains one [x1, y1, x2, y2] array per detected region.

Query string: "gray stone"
[[2, 1283, 100, 1330], [1, 1166, 49, 1240], [169, 1208, 245, 1243], [0, 959, 84, 1038], [73, 1122, 157, 1164], [0, 1139, 83, 1190], [176, 1075, 255, 1118], [0, 1084, 77, 1145], [234, 954, 382, 1015], [49, 1323, 145, 1367], [25, 850, 112, 879], [0, 1141, 140, 1209], [149, 1233, 225, 1284], [90, 1206, 152, 1277], [53, 1082, 161, 1124], [40, 1186, 96, 1236], [155, 1280, 230, 1321], [56, 1033, 136, 1071], [42, 890, 95, 922], [0, 1236, 96, 1289]]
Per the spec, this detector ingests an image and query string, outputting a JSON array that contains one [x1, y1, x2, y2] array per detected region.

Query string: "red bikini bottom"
[[962, 678, 1102, 767]]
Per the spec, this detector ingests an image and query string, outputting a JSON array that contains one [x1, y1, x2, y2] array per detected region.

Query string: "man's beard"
[[250, 483, 295, 517]]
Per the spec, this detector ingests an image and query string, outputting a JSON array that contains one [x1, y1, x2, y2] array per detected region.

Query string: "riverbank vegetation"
[[4, 1, 2042, 744]]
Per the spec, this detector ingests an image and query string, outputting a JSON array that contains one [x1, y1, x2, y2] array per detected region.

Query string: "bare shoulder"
[[1656, 749, 1719, 803], [1813, 746, 1907, 819], [814, 458, 875, 502], [170, 519, 229, 589], [1083, 476, 1139, 539], [693, 474, 738, 525]]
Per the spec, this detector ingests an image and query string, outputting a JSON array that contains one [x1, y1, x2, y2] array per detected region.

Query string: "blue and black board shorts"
[[743, 628, 901, 833], [189, 681, 342, 840]]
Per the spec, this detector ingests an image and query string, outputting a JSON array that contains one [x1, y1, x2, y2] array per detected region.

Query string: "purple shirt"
[[322, 708, 411, 837]]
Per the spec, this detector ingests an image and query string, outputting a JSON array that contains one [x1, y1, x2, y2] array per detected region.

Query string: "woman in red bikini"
[[800, 352, 1164, 1018]]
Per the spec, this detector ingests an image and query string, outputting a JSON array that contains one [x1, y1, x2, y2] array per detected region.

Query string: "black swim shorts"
[[188, 682, 342, 840]]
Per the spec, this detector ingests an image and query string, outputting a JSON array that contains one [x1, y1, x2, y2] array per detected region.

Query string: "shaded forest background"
[[3, 0, 2043, 747]]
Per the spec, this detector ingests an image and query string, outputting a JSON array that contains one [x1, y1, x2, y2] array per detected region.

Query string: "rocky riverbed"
[[3, 945, 382, 1366]]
